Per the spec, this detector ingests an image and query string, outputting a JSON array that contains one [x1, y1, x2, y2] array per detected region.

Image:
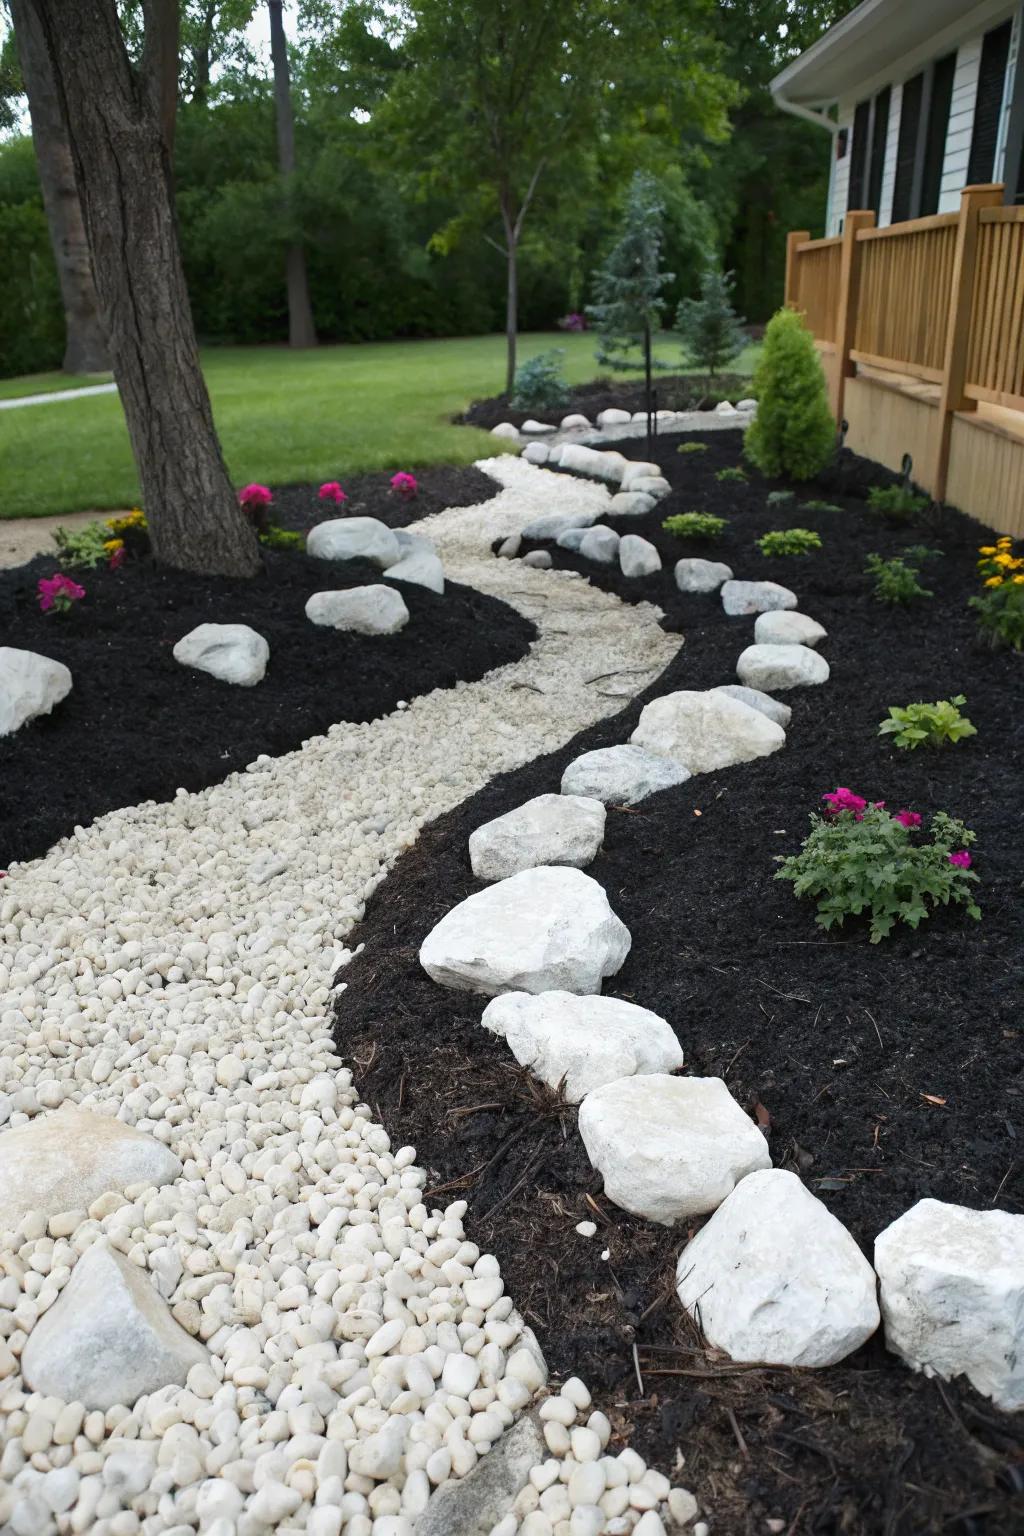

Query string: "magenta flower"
[[949, 850, 972, 869], [822, 787, 867, 816], [37, 573, 85, 614], [390, 472, 419, 499], [893, 810, 921, 829], [318, 481, 348, 504], [238, 483, 273, 509]]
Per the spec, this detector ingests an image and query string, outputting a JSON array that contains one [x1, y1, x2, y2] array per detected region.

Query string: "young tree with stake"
[[676, 266, 747, 396]]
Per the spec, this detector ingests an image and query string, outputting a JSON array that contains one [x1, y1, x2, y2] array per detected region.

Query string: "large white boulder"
[[419, 866, 630, 997], [491, 422, 520, 439], [874, 1199, 1024, 1411], [631, 689, 785, 775], [674, 559, 732, 594], [522, 509, 599, 540], [481, 991, 683, 1102], [596, 408, 632, 427], [173, 623, 268, 686], [737, 643, 830, 691], [21, 1240, 210, 1409], [521, 419, 556, 434], [0, 1106, 181, 1232], [754, 610, 827, 648], [721, 580, 798, 616], [619, 535, 662, 578], [676, 1170, 880, 1367], [385, 549, 445, 595], [608, 492, 657, 518], [559, 444, 627, 484], [305, 586, 410, 635], [626, 476, 671, 499], [620, 461, 661, 489], [561, 744, 690, 805], [468, 793, 606, 882], [557, 528, 590, 552], [578, 1075, 771, 1224], [521, 441, 550, 465], [307, 516, 402, 568], [579, 526, 620, 565], [711, 683, 791, 728], [560, 413, 591, 430], [0, 647, 72, 736]]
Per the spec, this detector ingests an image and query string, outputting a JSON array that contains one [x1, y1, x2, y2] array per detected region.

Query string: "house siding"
[[994, 8, 1022, 179], [828, 109, 854, 233], [940, 38, 983, 209], [879, 82, 903, 225]]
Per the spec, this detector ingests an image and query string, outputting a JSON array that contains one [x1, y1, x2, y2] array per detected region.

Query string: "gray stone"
[[392, 529, 436, 557], [721, 580, 798, 616], [631, 689, 785, 774], [625, 476, 671, 499], [559, 444, 627, 484], [0, 647, 72, 736], [560, 413, 591, 430], [307, 516, 401, 569], [620, 461, 662, 489], [520, 419, 556, 434], [556, 528, 589, 552], [0, 1106, 181, 1232], [714, 400, 738, 416], [711, 684, 791, 728], [736, 643, 830, 691], [737, 398, 757, 411], [560, 744, 690, 805], [521, 442, 550, 465], [385, 550, 445, 594], [305, 586, 409, 635], [172, 624, 268, 686], [522, 550, 552, 570], [497, 535, 521, 559], [469, 793, 605, 882], [608, 492, 657, 518], [521, 508, 599, 540], [490, 422, 520, 439], [596, 408, 632, 427], [754, 610, 827, 648], [579, 526, 620, 564], [416, 1414, 545, 1536], [21, 1241, 210, 1409], [674, 558, 733, 594], [619, 535, 661, 578]]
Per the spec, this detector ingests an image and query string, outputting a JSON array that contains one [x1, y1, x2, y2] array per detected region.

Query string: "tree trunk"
[[505, 238, 518, 397], [268, 0, 317, 349], [30, 0, 260, 578], [10, 0, 109, 375]]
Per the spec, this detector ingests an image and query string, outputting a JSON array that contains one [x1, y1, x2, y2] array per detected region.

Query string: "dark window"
[[968, 20, 1012, 183], [848, 98, 871, 209], [867, 86, 892, 210], [892, 72, 924, 220], [920, 52, 956, 214]]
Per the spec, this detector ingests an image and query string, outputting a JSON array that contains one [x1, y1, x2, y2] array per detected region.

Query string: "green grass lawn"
[[0, 332, 759, 520]]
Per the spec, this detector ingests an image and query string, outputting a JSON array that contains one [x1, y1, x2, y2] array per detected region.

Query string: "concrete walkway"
[[0, 510, 121, 570], [0, 381, 117, 410]]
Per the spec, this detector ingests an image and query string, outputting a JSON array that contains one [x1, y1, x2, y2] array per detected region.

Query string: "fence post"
[[784, 230, 809, 308], [934, 182, 1003, 501], [833, 209, 875, 424]]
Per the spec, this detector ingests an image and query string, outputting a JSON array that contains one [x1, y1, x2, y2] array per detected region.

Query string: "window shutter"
[[867, 86, 891, 211], [892, 73, 923, 221], [968, 20, 1012, 184], [848, 99, 871, 209], [920, 52, 956, 215]]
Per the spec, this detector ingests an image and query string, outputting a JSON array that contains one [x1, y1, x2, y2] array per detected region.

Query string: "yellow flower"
[[1014, 575, 1024, 585], [103, 538, 124, 553], [997, 536, 1012, 546], [994, 552, 1013, 565], [979, 545, 996, 554], [985, 575, 1004, 587]]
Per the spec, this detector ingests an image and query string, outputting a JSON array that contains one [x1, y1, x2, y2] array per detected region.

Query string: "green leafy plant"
[[676, 266, 747, 386], [879, 696, 977, 750], [260, 526, 304, 551], [800, 498, 841, 514], [716, 465, 747, 483], [52, 521, 113, 569], [866, 483, 929, 522], [776, 792, 980, 943], [864, 551, 937, 605], [757, 527, 821, 556], [677, 441, 707, 456], [767, 489, 795, 506], [662, 511, 728, 540], [510, 349, 568, 412], [744, 307, 836, 480]]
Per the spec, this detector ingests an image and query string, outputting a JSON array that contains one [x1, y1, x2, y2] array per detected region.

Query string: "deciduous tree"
[[268, 0, 317, 347]]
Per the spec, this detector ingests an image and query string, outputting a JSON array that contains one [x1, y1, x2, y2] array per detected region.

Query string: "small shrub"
[[767, 490, 795, 506], [744, 307, 835, 480], [676, 266, 747, 384], [260, 526, 304, 551], [37, 573, 85, 614], [662, 511, 728, 540], [971, 582, 1024, 650], [879, 695, 977, 750], [864, 551, 935, 605], [677, 441, 707, 456], [757, 527, 822, 556], [716, 466, 747, 483], [510, 349, 568, 411], [800, 498, 841, 514], [53, 521, 115, 570], [776, 794, 980, 943], [866, 483, 929, 522]]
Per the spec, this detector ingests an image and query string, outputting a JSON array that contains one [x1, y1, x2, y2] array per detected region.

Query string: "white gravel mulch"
[[0, 459, 701, 1535]]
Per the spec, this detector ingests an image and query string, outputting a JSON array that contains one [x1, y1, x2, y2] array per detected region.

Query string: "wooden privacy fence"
[[784, 183, 1024, 502]]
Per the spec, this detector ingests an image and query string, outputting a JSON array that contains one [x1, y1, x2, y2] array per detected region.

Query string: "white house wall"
[[940, 37, 983, 210], [879, 82, 903, 225], [828, 109, 854, 234]]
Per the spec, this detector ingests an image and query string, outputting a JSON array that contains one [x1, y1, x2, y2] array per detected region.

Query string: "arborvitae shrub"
[[744, 308, 836, 480]]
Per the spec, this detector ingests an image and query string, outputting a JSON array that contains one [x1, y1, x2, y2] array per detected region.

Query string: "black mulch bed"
[[335, 438, 1024, 1535], [459, 372, 755, 432], [1, 536, 534, 869], [270, 463, 500, 533]]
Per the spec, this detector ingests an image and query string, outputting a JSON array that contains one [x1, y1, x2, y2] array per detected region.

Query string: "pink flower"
[[390, 472, 419, 499], [37, 573, 85, 614], [893, 810, 921, 829], [949, 850, 972, 869], [318, 482, 348, 504], [238, 483, 273, 508], [822, 787, 867, 817]]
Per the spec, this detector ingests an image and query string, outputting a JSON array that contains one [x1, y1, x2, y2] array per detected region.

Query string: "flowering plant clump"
[[878, 695, 977, 750], [557, 312, 587, 332], [757, 527, 821, 557], [318, 481, 348, 505], [970, 536, 1024, 649], [37, 573, 85, 614], [662, 511, 728, 540], [390, 472, 419, 500], [776, 793, 980, 942], [238, 483, 275, 536]]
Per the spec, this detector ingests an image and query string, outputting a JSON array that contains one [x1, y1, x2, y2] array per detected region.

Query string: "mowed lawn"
[[0, 333, 759, 519]]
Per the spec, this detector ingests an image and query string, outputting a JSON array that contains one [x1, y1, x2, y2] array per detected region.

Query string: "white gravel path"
[[0, 459, 695, 1534]]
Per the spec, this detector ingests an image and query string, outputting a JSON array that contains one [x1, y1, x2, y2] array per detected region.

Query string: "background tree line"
[[0, 0, 857, 381]]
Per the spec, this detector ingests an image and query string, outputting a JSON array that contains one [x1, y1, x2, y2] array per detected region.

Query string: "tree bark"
[[268, 0, 317, 349], [29, 0, 260, 578], [10, 0, 109, 375]]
